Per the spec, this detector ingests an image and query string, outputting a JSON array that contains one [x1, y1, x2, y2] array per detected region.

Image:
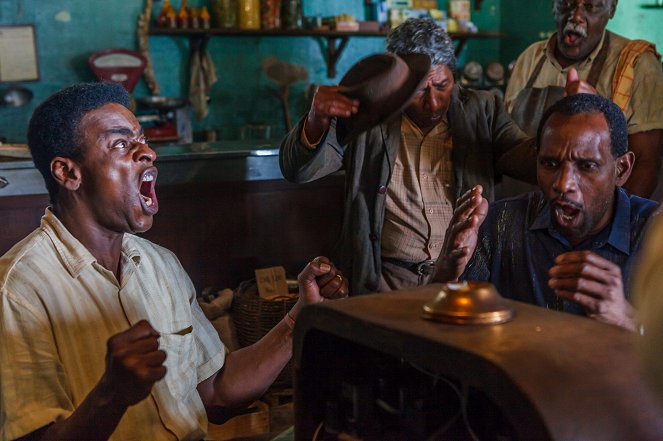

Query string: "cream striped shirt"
[[381, 115, 455, 263], [0, 209, 225, 441]]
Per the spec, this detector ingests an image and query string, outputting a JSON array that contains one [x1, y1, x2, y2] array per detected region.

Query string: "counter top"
[[0, 140, 280, 168], [0, 140, 285, 196]]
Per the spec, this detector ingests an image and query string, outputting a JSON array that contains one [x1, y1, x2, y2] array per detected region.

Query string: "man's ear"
[[610, 0, 618, 19], [51, 157, 82, 191], [615, 151, 634, 187]]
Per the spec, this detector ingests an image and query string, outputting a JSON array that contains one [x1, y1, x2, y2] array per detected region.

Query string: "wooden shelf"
[[149, 27, 506, 78]]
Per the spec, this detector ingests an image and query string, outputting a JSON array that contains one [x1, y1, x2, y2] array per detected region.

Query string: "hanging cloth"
[[189, 42, 218, 120], [611, 40, 661, 112]]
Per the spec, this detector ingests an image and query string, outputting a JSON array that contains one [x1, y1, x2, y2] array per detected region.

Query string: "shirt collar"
[[41, 208, 142, 279], [529, 188, 631, 254], [402, 112, 448, 138], [545, 30, 607, 71]]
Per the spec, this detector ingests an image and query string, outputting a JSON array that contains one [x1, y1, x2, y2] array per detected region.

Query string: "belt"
[[382, 257, 437, 276]]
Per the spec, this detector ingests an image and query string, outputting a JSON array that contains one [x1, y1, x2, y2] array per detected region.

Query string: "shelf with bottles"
[[148, 26, 506, 77]]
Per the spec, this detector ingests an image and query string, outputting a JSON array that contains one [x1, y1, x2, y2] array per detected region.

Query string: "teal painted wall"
[[0, 0, 660, 143], [609, 2, 663, 48]]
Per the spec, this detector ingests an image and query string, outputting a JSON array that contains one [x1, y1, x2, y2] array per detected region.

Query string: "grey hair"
[[386, 18, 457, 70]]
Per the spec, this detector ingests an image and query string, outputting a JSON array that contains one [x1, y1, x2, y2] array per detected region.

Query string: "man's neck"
[[53, 204, 124, 281]]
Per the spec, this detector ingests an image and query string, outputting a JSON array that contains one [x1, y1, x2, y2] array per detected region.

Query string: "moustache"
[[563, 22, 587, 38], [552, 195, 582, 211]]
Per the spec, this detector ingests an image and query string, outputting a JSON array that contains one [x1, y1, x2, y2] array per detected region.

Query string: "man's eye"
[[540, 159, 558, 169], [580, 161, 598, 171], [114, 140, 128, 149]]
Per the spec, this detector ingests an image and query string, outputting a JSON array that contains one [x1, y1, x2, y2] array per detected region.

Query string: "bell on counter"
[[422, 281, 515, 325]]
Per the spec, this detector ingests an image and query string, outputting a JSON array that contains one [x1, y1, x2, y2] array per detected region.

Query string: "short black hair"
[[386, 18, 457, 71], [27, 82, 130, 202], [536, 93, 628, 157]]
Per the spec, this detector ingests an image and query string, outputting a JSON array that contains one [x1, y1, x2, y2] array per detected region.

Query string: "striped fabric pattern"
[[612, 40, 661, 112], [0, 209, 225, 441]]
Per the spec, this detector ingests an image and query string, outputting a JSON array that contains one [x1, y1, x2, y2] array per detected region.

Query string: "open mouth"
[[553, 201, 582, 225], [563, 31, 584, 46], [139, 168, 158, 213], [562, 23, 587, 47]]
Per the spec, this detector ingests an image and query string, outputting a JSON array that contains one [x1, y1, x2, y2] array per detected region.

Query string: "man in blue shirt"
[[434, 93, 658, 331]]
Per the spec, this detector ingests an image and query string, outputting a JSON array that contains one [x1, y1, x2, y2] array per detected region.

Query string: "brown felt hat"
[[336, 52, 431, 145]]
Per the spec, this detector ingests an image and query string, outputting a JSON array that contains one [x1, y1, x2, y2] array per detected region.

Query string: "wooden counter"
[[0, 141, 345, 292]]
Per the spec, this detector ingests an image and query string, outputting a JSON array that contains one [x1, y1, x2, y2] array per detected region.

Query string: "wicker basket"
[[232, 279, 298, 387]]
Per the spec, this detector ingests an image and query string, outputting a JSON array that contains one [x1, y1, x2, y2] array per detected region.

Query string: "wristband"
[[284, 310, 296, 331]]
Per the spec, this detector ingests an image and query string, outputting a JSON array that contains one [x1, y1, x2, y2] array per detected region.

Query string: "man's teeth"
[[142, 174, 154, 182], [556, 207, 574, 221], [142, 195, 153, 206]]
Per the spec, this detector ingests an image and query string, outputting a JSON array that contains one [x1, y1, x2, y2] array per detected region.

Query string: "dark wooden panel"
[[0, 176, 345, 293], [0, 194, 49, 254], [142, 175, 344, 291]]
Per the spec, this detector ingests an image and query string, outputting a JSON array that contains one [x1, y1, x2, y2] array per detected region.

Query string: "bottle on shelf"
[[190, 6, 201, 29], [156, 0, 173, 27], [166, 6, 178, 28], [178, 0, 190, 29], [200, 5, 212, 29]]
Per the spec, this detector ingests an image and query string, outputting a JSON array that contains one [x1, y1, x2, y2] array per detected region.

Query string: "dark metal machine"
[[294, 284, 663, 440]]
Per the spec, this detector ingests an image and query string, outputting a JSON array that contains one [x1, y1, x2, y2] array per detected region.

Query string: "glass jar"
[[281, 0, 301, 29], [238, 0, 261, 30], [260, 0, 281, 30], [212, 0, 238, 29]]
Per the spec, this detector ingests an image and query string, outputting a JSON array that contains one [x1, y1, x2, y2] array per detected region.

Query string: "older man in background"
[[281, 18, 535, 295], [504, 0, 663, 198]]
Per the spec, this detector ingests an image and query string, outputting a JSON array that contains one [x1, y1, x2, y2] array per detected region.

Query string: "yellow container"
[[239, 0, 261, 29]]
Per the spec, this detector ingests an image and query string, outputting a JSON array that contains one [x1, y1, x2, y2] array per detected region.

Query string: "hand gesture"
[[305, 86, 359, 142], [102, 320, 167, 407], [297, 256, 348, 305], [433, 186, 489, 282], [564, 67, 598, 96], [548, 251, 635, 330]]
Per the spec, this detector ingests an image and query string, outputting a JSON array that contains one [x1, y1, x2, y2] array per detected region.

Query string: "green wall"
[[0, 0, 660, 143]]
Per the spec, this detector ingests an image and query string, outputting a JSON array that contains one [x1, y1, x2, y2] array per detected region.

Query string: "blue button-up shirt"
[[462, 188, 658, 315]]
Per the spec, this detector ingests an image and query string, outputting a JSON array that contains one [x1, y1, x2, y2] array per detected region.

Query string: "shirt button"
[[377, 185, 387, 194], [429, 209, 434, 214]]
